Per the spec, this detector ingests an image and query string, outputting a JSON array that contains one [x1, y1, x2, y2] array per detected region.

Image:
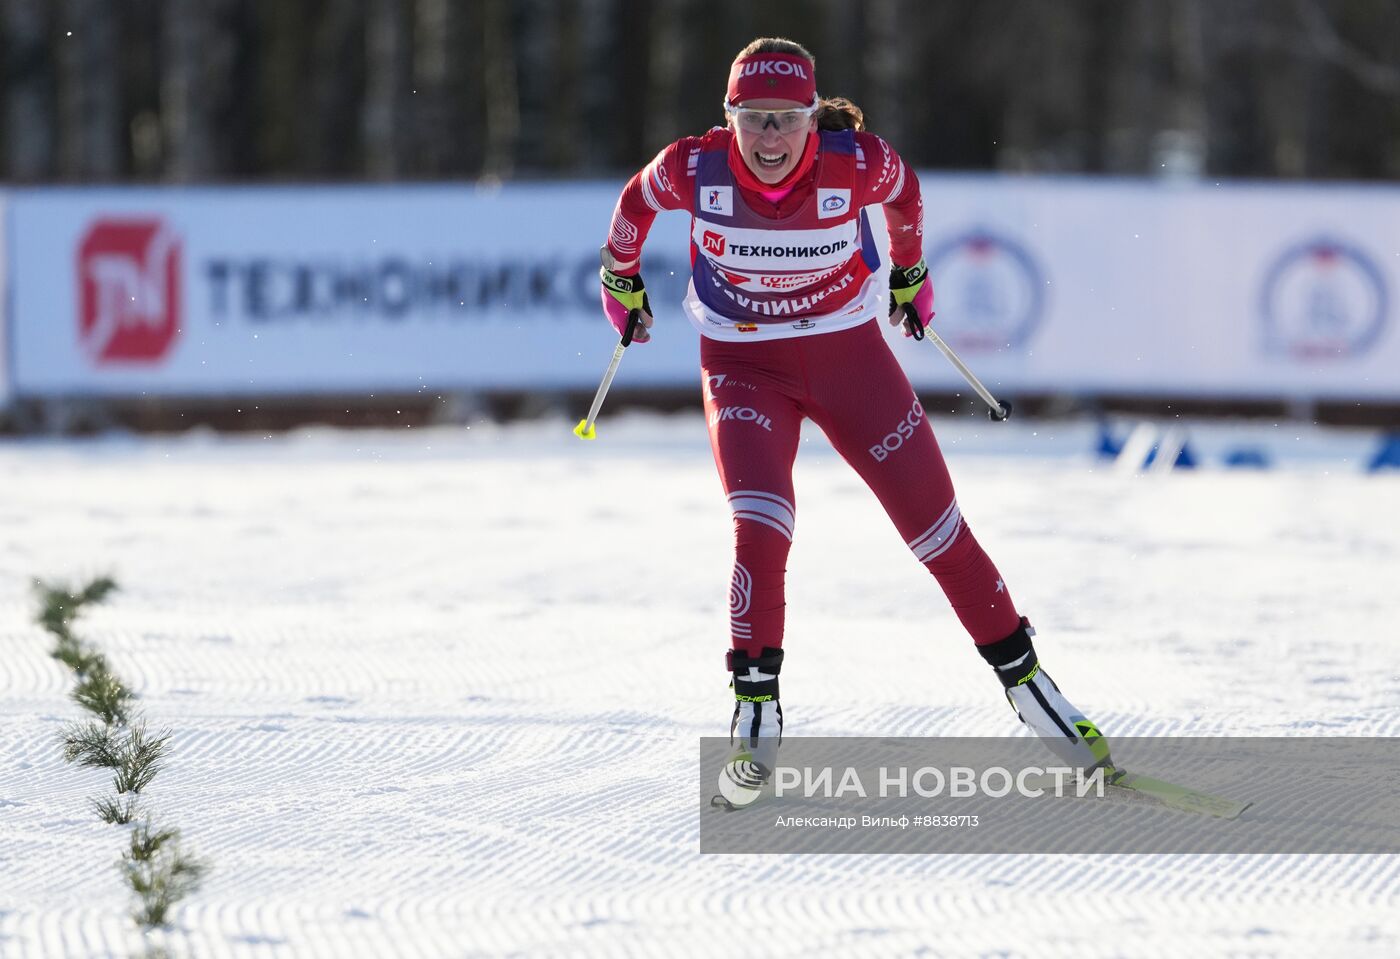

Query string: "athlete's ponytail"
[[732, 38, 866, 132], [815, 97, 864, 132]]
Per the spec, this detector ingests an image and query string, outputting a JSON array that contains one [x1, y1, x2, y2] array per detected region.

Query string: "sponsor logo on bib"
[[703, 186, 733, 216], [817, 189, 850, 218]]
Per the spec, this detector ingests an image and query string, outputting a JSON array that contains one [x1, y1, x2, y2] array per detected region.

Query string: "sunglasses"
[[723, 99, 819, 135]]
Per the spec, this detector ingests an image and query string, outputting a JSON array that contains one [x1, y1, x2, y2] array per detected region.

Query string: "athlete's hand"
[[600, 266, 655, 343], [888, 257, 934, 338]]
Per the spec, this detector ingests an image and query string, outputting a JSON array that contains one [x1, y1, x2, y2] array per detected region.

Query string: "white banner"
[[8, 185, 698, 397], [878, 177, 1400, 399], [0, 189, 9, 407], [8, 177, 1400, 400]]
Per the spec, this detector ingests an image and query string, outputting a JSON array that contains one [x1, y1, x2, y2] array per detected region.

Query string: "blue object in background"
[[1367, 433, 1400, 472], [1096, 421, 1123, 459], [1224, 447, 1272, 469], [1143, 442, 1197, 469]]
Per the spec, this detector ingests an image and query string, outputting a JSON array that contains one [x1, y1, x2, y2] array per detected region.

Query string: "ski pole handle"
[[903, 303, 926, 341], [574, 310, 642, 440], [620, 307, 641, 347]]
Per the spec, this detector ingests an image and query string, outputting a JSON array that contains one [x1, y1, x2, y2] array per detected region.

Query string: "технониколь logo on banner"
[[78, 218, 182, 364]]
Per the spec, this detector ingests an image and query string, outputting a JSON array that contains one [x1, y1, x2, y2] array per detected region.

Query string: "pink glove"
[[600, 266, 654, 343]]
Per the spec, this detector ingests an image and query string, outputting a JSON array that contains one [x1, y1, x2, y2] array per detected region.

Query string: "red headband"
[[726, 53, 816, 106]]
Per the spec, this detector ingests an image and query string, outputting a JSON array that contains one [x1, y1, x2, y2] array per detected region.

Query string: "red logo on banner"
[[78, 218, 181, 364], [702, 231, 726, 257]]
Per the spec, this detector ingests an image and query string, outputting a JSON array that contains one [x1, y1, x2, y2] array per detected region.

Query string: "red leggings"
[[702, 320, 1020, 656]]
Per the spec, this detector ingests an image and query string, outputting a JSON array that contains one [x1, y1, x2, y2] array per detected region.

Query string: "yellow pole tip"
[[573, 419, 597, 440]]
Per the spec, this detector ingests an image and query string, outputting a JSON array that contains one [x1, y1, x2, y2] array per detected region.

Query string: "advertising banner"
[[0, 189, 9, 408], [7, 177, 1400, 401], [879, 178, 1400, 400], [8, 184, 698, 397]]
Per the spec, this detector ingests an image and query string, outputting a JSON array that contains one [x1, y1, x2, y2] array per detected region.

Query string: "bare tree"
[[412, 0, 450, 175], [993, 3, 1091, 173], [162, 0, 241, 181], [57, 0, 122, 179], [448, 0, 486, 176], [307, 0, 366, 177], [160, 0, 201, 180], [480, 0, 518, 178], [2, 0, 1398, 184], [363, 0, 411, 178], [255, 0, 310, 176], [1292, 0, 1400, 94], [1079, 0, 1124, 173], [815, 0, 867, 112], [1157, 0, 1208, 176], [573, 0, 616, 172], [512, 0, 560, 173], [644, 0, 685, 149], [862, 0, 902, 146], [2, 0, 55, 180], [614, 0, 652, 169], [1109, 0, 1168, 174]]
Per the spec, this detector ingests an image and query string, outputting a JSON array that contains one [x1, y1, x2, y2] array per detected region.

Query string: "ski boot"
[[977, 618, 1113, 775], [711, 646, 784, 810]]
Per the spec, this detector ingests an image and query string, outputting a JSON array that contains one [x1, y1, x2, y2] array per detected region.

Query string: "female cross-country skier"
[[599, 37, 1108, 803]]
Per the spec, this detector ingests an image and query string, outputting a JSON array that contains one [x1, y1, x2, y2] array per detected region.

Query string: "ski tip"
[[1219, 800, 1253, 821], [573, 419, 597, 440], [709, 794, 739, 812]]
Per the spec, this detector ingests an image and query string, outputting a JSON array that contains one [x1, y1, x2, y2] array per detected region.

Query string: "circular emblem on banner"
[[1259, 237, 1386, 360], [924, 229, 1045, 352]]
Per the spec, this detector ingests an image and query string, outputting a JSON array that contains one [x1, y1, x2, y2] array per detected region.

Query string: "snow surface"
[[2, 413, 1398, 958]]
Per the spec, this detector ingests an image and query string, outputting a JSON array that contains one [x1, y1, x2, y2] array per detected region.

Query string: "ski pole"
[[573, 310, 643, 440], [902, 305, 1012, 422]]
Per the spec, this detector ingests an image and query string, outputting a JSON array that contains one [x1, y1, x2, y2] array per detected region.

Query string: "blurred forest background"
[[2, 0, 1399, 185]]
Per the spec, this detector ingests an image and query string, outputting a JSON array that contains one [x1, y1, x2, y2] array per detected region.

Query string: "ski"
[[1106, 768, 1251, 820], [1020, 765, 1252, 819]]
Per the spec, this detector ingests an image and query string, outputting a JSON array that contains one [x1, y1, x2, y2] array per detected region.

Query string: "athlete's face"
[[729, 97, 816, 185]]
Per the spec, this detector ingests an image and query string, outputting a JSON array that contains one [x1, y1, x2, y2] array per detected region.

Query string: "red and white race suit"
[[605, 128, 1023, 657]]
